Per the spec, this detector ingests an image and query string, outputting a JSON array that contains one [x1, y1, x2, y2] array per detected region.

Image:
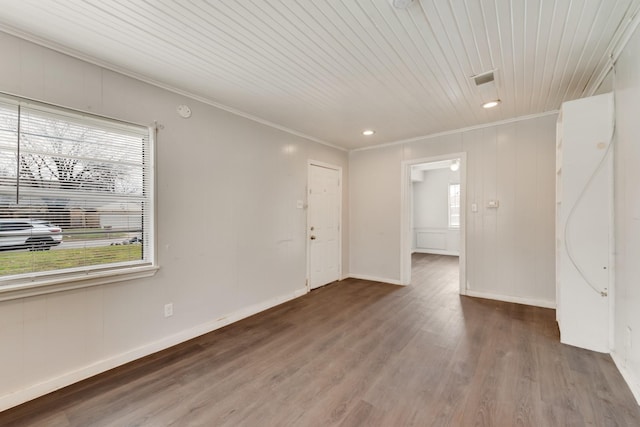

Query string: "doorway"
[[400, 154, 466, 294], [307, 161, 342, 290]]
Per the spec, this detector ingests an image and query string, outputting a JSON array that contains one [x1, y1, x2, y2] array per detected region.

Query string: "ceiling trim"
[[585, 3, 640, 97], [612, 6, 640, 62], [350, 110, 559, 152], [0, 24, 347, 152]]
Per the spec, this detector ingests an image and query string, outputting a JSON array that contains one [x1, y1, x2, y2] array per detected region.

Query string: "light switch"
[[471, 203, 478, 212], [296, 200, 304, 209]]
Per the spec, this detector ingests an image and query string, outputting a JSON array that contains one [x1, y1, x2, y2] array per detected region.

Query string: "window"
[[448, 183, 460, 228], [0, 94, 155, 293]]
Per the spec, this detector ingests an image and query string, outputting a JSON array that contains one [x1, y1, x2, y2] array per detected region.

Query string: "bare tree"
[[12, 115, 142, 226], [0, 102, 144, 227], [19, 120, 127, 193]]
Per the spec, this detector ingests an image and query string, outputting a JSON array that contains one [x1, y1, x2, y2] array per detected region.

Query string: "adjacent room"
[[1, 0, 640, 425], [408, 158, 462, 288]]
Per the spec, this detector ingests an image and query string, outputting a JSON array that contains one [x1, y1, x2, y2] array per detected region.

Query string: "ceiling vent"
[[473, 71, 495, 86]]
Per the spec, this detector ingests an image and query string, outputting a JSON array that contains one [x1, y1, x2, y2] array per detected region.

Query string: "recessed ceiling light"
[[362, 130, 375, 136], [482, 100, 501, 109]]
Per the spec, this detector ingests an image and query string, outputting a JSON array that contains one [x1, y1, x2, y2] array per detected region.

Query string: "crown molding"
[[350, 110, 559, 152], [0, 25, 347, 152]]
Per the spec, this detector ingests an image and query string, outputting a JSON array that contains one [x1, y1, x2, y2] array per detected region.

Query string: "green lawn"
[[0, 245, 142, 276], [62, 228, 127, 241]]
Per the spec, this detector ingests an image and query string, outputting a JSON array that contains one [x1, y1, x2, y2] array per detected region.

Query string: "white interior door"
[[308, 163, 341, 289]]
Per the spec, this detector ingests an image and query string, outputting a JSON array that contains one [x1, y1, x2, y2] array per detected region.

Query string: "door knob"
[[310, 235, 316, 240]]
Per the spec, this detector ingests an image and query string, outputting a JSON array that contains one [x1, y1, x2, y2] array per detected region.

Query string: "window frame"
[[0, 93, 158, 302], [448, 182, 461, 229]]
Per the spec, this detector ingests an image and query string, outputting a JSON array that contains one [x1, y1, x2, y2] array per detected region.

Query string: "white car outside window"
[[0, 219, 63, 251]]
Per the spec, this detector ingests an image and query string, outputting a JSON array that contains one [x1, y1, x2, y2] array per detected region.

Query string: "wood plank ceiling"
[[0, 0, 638, 150]]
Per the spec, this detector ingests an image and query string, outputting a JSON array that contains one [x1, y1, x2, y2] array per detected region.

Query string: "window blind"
[[0, 96, 153, 282]]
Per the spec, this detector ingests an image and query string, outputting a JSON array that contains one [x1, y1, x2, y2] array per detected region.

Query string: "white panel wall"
[[0, 33, 348, 409], [611, 23, 640, 402], [348, 145, 403, 282], [350, 115, 557, 306], [413, 168, 458, 228]]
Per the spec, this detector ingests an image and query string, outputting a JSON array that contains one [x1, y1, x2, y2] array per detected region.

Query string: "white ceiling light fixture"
[[482, 100, 501, 109], [390, 0, 414, 9], [450, 159, 460, 172], [362, 130, 375, 136]]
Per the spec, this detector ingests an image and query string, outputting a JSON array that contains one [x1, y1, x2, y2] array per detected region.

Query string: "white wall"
[[350, 115, 557, 306], [412, 167, 460, 255], [0, 33, 349, 410], [611, 22, 640, 401], [412, 168, 458, 229]]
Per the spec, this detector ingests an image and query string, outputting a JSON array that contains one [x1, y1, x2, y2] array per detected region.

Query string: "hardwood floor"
[[2, 253, 639, 426]]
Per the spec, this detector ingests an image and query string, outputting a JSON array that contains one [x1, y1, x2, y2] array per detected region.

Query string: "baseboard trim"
[[347, 274, 403, 286], [412, 249, 460, 256], [465, 290, 556, 309], [0, 287, 308, 412], [611, 351, 640, 406]]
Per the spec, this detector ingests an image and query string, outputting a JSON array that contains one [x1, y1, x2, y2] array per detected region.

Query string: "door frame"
[[400, 153, 467, 294], [306, 160, 343, 292]]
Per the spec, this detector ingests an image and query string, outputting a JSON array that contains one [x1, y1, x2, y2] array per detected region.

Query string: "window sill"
[[0, 265, 159, 302]]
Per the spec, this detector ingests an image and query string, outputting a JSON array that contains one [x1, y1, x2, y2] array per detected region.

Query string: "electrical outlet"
[[164, 303, 173, 318]]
